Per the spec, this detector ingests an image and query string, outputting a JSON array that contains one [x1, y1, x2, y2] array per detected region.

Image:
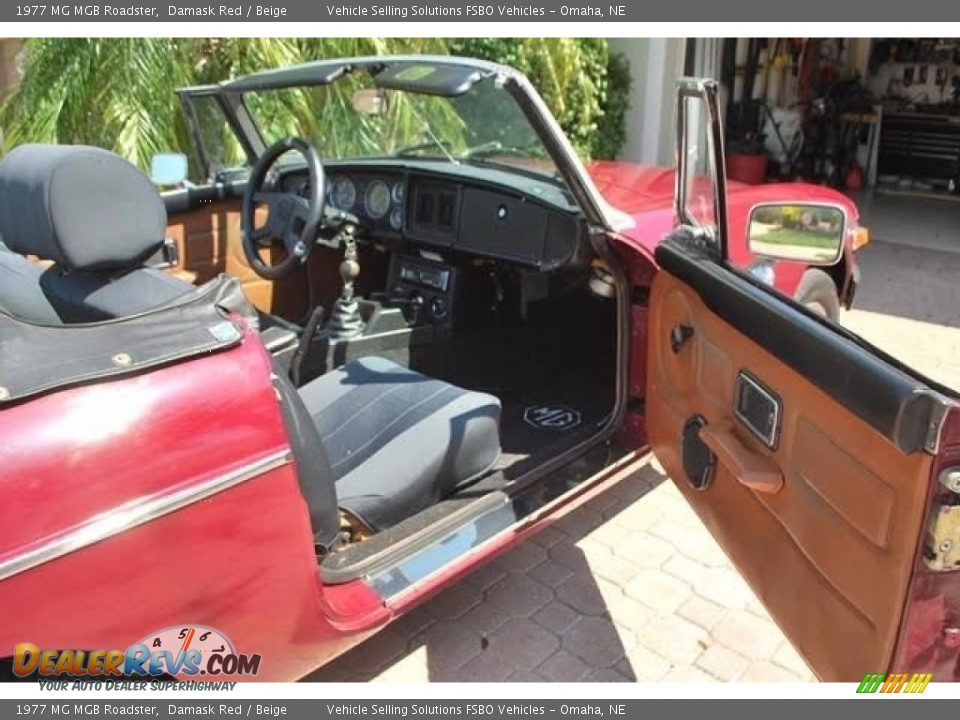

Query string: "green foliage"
[[0, 38, 630, 174], [594, 51, 631, 160], [448, 38, 629, 160]]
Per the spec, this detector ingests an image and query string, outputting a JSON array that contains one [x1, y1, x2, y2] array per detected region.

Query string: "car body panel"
[[587, 160, 861, 300], [0, 328, 393, 680]]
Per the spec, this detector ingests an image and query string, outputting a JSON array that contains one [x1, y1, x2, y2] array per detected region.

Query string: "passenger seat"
[[0, 144, 194, 324]]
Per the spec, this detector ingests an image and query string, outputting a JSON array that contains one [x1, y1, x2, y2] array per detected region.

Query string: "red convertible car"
[[0, 58, 955, 684]]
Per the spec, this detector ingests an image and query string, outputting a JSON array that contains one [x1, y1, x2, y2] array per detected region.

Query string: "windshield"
[[238, 66, 559, 182]]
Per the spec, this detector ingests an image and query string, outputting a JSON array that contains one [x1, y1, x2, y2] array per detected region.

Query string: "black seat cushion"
[[0, 247, 193, 324], [298, 356, 501, 531], [0, 249, 61, 324], [38, 264, 194, 323]]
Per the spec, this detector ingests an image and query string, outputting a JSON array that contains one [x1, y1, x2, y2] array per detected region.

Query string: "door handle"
[[699, 421, 784, 494]]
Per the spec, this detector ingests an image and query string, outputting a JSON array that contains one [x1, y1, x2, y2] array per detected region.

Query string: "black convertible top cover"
[[0, 275, 253, 405]]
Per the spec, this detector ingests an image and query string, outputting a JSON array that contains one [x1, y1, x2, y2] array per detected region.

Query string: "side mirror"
[[150, 152, 188, 186], [747, 203, 846, 265], [352, 88, 390, 116]]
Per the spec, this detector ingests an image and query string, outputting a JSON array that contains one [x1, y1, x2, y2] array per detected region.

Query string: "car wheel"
[[795, 268, 840, 321]]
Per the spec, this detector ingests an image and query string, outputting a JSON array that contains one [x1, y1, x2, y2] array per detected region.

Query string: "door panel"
[[647, 239, 948, 681], [164, 198, 309, 318], [163, 194, 392, 327]]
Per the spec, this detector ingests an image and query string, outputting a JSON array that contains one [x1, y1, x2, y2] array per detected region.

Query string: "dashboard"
[[278, 162, 586, 270]]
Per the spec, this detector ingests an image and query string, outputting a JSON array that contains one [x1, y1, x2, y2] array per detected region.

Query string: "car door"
[[646, 79, 960, 681]]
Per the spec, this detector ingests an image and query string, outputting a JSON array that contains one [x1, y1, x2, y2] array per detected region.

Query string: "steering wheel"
[[241, 136, 325, 281]]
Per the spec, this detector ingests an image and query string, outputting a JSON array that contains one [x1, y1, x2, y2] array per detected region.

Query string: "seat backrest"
[[272, 367, 342, 553], [0, 144, 191, 323]]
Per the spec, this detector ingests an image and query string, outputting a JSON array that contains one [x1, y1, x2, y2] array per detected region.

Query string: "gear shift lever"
[[327, 224, 364, 340]]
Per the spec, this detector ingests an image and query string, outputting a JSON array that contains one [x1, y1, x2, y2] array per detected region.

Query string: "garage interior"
[[711, 38, 960, 252]]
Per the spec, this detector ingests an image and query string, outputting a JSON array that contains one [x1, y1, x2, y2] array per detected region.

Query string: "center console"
[[384, 253, 458, 328], [269, 253, 459, 387]]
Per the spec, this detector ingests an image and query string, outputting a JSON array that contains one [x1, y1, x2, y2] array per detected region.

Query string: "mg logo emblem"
[[524, 405, 582, 431]]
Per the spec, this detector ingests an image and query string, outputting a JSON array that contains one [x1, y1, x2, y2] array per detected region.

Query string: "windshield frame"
[[178, 55, 613, 229]]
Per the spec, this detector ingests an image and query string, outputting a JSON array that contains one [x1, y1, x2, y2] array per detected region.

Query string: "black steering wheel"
[[241, 136, 325, 281]]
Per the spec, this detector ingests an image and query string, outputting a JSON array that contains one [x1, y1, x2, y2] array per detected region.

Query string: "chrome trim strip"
[[0, 449, 292, 583]]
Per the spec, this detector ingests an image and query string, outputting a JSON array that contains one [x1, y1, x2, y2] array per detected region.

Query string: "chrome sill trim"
[[0, 449, 292, 583]]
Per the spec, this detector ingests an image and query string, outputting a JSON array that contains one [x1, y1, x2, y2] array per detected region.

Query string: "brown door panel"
[[164, 198, 309, 318], [647, 265, 935, 681]]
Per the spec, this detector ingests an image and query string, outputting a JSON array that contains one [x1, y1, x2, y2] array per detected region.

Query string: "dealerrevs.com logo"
[[13, 625, 261, 680]]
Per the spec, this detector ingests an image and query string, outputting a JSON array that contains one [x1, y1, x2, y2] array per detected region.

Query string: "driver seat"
[[0, 144, 194, 324]]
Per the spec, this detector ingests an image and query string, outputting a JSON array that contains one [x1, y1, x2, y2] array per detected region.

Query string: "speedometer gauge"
[[364, 180, 391, 219], [330, 177, 356, 210]]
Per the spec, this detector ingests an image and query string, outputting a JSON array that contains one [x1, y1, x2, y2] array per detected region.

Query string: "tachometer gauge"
[[389, 206, 403, 231], [391, 181, 405, 205], [330, 176, 356, 210], [364, 180, 391, 219]]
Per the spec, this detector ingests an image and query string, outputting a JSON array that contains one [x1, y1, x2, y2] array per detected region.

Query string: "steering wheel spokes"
[[241, 137, 325, 280], [253, 191, 314, 258]]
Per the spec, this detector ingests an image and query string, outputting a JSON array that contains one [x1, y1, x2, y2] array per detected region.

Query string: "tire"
[[795, 268, 840, 321]]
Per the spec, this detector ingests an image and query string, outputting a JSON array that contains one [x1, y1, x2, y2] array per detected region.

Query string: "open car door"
[[646, 79, 960, 681]]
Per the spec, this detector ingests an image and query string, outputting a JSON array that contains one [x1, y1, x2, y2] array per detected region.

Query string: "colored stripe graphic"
[[857, 673, 931, 694]]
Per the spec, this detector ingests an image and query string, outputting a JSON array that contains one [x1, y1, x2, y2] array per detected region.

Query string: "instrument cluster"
[[284, 172, 405, 232]]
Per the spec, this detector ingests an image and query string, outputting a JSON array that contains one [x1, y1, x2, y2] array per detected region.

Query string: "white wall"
[[608, 38, 687, 166]]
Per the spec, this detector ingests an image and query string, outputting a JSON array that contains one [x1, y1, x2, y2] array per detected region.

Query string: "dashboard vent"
[[413, 184, 458, 234]]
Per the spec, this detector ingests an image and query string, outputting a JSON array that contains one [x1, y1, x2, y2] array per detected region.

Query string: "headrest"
[[0, 144, 166, 271]]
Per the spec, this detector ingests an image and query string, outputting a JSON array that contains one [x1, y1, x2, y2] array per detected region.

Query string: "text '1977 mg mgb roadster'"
[[0, 56, 957, 683]]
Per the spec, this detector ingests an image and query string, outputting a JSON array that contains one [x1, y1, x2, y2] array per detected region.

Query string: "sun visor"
[[221, 61, 352, 92], [374, 62, 490, 97]]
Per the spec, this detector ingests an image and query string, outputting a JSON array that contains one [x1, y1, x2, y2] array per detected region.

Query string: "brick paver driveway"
[[307, 239, 960, 683]]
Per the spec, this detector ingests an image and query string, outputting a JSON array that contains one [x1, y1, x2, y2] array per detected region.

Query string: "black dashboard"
[[279, 161, 586, 270]]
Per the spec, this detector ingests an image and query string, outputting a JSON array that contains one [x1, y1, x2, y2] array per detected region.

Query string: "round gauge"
[[364, 180, 391, 219], [389, 206, 403, 231], [330, 176, 357, 210], [391, 181, 405, 205], [137, 625, 235, 678]]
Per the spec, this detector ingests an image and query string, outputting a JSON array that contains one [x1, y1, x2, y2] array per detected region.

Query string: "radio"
[[387, 255, 456, 326]]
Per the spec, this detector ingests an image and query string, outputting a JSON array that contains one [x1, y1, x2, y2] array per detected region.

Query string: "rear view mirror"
[[150, 152, 188, 186], [747, 203, 845, 265], [352, 88, 390, 115]]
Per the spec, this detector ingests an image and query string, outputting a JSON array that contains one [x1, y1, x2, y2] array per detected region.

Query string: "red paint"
[[0, 329, 390, 681], [587, 160, 862, 300], [890, 408, 960, 680]]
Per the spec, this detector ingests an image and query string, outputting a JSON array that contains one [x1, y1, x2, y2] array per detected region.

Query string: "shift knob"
[[339, 258, 360, 284]]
